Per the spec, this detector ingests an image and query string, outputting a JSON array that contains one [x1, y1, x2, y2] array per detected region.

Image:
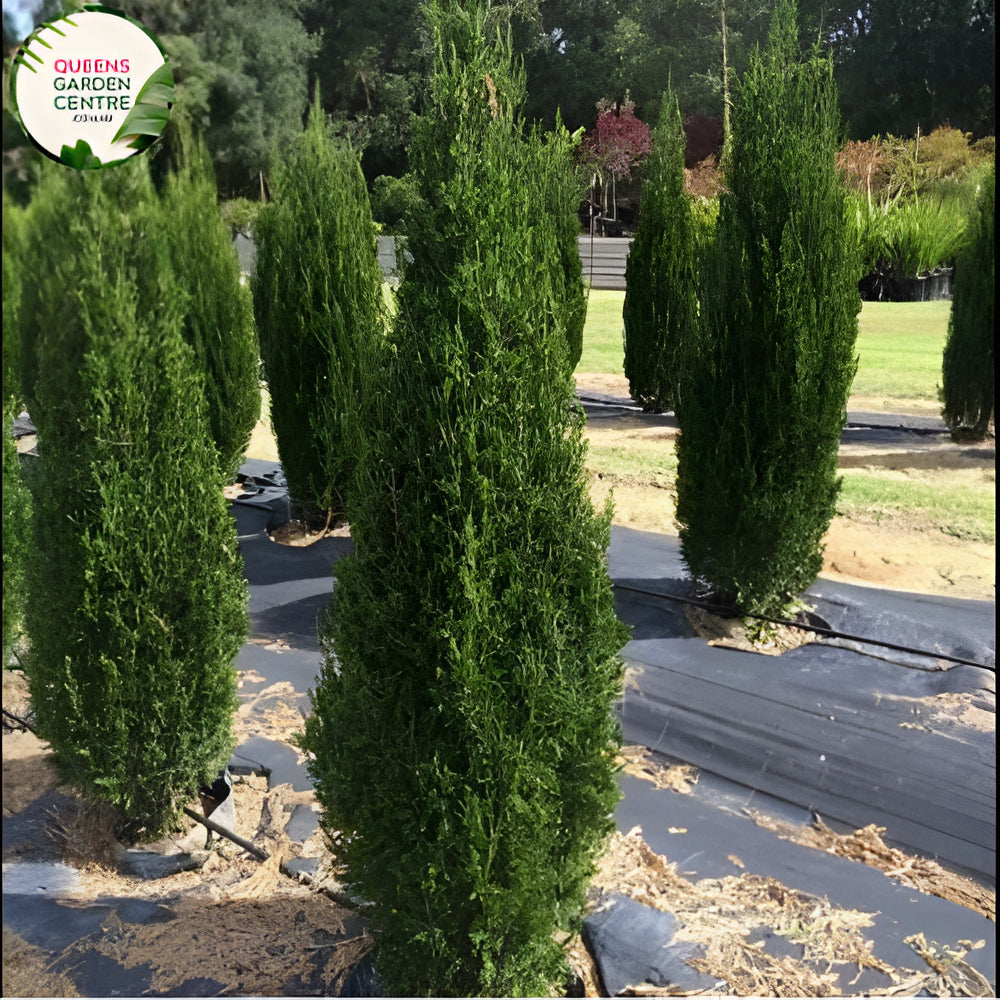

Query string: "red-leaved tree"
[[581, 97, 652, 225]]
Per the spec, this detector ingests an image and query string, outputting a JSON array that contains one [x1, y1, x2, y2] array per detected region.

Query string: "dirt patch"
[[574, 372, 996, 602], [235, 678, 309, 745], [2, 928, 81, 998], [684, 603, 816, 655], [89, 893, 372, 997]]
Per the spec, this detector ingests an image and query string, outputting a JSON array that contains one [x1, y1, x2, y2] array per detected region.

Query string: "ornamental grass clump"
[[302, 3, 627, 994], [17, 162, 246, 840], [623, 88, 700, 413], [942, 168, 994, 441], [252, 93, 385, 527], [675, 0, 860, 617]]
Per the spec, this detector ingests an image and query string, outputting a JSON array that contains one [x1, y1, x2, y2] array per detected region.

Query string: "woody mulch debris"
[[684, 604, 814, 655], [617, 745, 699, 794], [88, 893, 372, 997], [584, 826, 993, 997], [747, 811, 995, 922]]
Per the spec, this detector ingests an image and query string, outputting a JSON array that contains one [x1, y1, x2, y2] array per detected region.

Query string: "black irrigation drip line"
[[3, 706, 35, 731], [612, 582, 995, 672]]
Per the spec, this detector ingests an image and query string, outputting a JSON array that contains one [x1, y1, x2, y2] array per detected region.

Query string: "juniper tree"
[[675, 0, 860, 617], [302, 3, 627, 994], [18, 162, 246, 840], [623, 89, 699, 413], [252, 94, 385, 526], [941, 168, 994, 441], [161, 132, 261, 480], [3, 195, 30, 664]]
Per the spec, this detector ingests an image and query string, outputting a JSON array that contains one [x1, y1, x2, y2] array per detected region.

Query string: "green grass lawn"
[[837, 469, 995, 544], [577, 292, 952, 405], [578, 292, 994, 546], [852, 300, 950, 400], [577, 290, 628, 374]]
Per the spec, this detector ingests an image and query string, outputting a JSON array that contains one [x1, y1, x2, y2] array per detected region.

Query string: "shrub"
[[302, 3, 627, 994], [252, 94, 385, 525], [2, 196, 31, 665], [675, 0, 860, 617], [369, 173, 421, 233], [537, 121, 588, 370], [162, 133, 261, 480], [874, 195, 967, 277], [219, 196, 264, 239], [623, 89, 700, 413], [19, 162, 246, 840], [942, 168, 994, 440]]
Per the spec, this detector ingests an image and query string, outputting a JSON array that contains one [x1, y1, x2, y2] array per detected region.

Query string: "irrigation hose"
[[611, 582, 995, 672]]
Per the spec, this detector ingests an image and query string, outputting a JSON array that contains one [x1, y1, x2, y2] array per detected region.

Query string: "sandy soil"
[[576, 372, 995, 602]]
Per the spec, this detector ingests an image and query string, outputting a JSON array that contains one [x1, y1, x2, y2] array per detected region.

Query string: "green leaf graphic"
[[60, 139, 103, 169], [111, 62, 174, 146]]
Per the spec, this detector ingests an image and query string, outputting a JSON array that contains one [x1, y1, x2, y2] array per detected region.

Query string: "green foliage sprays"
[[252, 95, 385, 525], [942, 169, 994, 441], [623, 89, 700, 413], [2, 196, 31, 664], [19, 162, 246, 840], [302, 4, 627, 993], [162, 133, 261, 480], [675, 0, 860, 616]]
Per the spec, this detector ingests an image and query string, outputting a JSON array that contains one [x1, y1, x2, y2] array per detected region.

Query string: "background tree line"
[[3, 0, 995, 199]]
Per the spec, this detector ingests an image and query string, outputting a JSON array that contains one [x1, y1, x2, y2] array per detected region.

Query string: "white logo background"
[[13, 10, 169, 166]]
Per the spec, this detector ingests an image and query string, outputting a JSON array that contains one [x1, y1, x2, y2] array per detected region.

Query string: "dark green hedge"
[[252, 95, 385, 525], [162, 134, 261, 480], [623, 89, 699, 414]]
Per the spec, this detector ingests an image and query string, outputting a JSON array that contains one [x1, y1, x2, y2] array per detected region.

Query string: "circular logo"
[[9, 5, 173, 169]]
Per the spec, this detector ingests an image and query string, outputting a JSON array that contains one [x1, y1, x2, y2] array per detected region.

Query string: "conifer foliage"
[[941, 168, 994, 441], [623, 89, 699, 413], [18, 163, 247, 840], [675, 0, 860, 616], [252, 95, 385, 525], [3, 196, 30, 664], [302, 4, 627, 994], [161, 133, 261, 480]]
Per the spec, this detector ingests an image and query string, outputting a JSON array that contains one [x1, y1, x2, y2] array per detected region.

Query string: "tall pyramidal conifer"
[[18, 162, 246, 839], [623, 88, 699, 413], [675, 0, 860, 616], [941, 168, 994, 440], [253, 94, 385, 525], [302, 4, 627, 994]]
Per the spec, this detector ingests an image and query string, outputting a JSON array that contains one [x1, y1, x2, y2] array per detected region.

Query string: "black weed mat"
[[3, 464, 994, 996]]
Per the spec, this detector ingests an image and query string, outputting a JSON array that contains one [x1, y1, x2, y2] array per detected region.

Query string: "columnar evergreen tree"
[[675, 0, 860, 617], [18, 162, 247, 840], [941, 168, 994, 441], [623, 89, 699, 413], [3, 195, 30, 664], [252, 94, 385, 525], [302, 3, 627, 994], [538, 119, 588, 370], [161, 132, 261, 480]]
